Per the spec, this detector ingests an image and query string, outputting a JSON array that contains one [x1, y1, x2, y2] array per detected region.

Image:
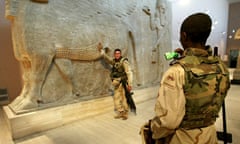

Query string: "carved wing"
[[49, 0, 137, 22], [9, 0, 139, 60]]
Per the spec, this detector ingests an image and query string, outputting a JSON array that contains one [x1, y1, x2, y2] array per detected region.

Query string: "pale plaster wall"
[[171, 0, 229, 57]]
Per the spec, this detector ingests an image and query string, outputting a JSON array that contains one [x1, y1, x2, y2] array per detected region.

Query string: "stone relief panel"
[[5, 0, 172, 114]]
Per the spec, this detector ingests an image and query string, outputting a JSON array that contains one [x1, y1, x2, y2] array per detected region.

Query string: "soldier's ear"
[[180, 32, 189, 49], [181, 32, 187, 41]]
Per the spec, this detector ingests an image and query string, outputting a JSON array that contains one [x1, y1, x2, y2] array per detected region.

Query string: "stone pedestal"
[[3, 85, 158, 140], [231, 69, 240, 84]]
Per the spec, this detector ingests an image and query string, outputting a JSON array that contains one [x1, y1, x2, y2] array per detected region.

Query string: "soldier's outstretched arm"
[[97, 43, 113, 65]]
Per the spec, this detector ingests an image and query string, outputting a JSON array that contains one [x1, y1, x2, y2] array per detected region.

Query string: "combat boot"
[[114, 111, 128, 120], [121, 111, 128, 120], [114, 111, 124, 119]]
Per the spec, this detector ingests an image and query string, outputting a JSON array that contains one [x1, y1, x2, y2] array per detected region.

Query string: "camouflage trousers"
[[112, 78, 128, 113]]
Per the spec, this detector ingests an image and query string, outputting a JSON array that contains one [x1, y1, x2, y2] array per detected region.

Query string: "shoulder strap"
[[120, 57, 128, 63]]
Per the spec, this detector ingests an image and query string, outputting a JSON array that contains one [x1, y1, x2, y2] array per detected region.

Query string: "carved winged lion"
[[5, 0, 138, 113]]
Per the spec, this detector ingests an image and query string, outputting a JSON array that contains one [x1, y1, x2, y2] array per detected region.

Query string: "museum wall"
[[226, 2, 240, 68], [171, 0, 229, 56], [0, 0, 22, 102], [1, 0, 238, 111], [0, 0, 236, 110], [2, 0, 172, 113]]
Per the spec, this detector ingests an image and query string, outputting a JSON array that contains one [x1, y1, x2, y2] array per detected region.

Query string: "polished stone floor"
[[0, 84, 239, 144]]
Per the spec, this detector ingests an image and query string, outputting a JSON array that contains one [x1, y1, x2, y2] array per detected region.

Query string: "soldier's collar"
[[183, 48, 209, 57]]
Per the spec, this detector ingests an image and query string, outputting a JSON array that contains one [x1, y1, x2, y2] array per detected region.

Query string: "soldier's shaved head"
[[180, 13, 212, 45]]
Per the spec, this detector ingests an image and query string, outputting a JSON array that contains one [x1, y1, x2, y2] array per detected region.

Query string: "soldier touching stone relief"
[[97, 43, 135, 120], [140, 13, 230, 144]]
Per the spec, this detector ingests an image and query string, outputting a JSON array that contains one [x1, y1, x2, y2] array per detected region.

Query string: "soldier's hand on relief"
[[97, 42, 103, 52]]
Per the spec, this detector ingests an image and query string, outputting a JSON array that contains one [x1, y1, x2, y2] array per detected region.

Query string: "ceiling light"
[[234, 28, 240, 40]]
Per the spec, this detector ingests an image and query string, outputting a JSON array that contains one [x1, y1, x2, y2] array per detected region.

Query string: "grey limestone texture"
[[5, 0, 172, 114]]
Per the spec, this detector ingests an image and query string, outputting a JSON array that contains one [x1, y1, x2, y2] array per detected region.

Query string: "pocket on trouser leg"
[[112, 78, 121, 88]]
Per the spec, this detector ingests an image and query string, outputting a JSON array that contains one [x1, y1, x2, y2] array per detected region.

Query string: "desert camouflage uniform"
[[101, 50, 133, 118], [151, 48, 230, 144]]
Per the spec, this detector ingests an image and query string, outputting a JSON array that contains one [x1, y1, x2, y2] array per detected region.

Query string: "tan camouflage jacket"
[[150, 48, 229, 144], [101, 50, 133, 87]]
